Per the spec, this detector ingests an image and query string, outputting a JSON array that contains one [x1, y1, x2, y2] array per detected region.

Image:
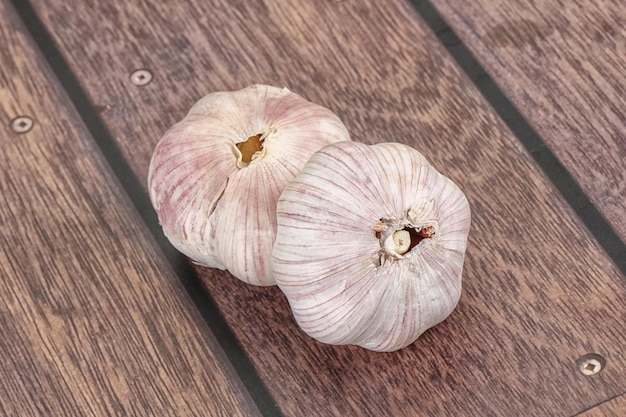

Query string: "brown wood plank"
[[0, 2, 260, 416], [27, 0, 626, 415], [430, 0, 626, 242], [578, 394, 626, 417]]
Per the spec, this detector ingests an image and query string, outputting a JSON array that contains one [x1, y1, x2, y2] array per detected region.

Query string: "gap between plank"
[[571, 390, 626, 416], [409, 0, 626, 280], [10, 1, 283, 416]]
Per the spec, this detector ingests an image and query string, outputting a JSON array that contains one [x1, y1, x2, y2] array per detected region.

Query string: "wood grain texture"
[[430, 0, 626, 241], [27, 0, 626, 415], [0, 2, 260, 416], [577, 393, 626, 417]]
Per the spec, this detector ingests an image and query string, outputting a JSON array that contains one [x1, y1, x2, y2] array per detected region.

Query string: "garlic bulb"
[[148, 84, 350, 286], [272, 141, 471, 351]]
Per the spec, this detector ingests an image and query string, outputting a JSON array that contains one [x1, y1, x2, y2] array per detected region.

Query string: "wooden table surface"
[[1, 0, 624, 416]]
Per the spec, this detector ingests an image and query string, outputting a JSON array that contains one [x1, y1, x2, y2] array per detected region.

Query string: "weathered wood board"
[[431, 0, 626, 241], [0, 2, 260, 416], [578, 394, 626, 417], [11, 0, 626, 415]]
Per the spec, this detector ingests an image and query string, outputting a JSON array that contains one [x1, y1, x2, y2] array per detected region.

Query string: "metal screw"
[[10, 116, 34, 133], [576, 353, 606, 376], [130, 69, 153, 86]]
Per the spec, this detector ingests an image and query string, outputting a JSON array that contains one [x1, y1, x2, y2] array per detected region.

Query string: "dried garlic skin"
[[147, 84, 350, 286], [272, 141, 471, 351]]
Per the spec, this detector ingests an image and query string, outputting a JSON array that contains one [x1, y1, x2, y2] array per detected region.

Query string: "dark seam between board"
[[409, 0, 626, 280], [9, 1, 283, 416], [570, 390, 626, 416]]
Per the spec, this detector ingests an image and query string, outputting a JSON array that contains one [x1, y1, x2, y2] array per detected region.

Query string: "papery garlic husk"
[[148, 84, 351, 286], [272, 141, 471, 351]]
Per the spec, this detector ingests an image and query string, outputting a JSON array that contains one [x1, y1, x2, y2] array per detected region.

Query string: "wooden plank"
[[0, 2, 260, 416], [577, 394, 626, 417], [429, 0, 626, 242], [27, 0, 626, 415]]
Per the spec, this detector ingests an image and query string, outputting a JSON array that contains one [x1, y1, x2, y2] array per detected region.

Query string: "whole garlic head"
[[272, 141, 471, 351], [148, 84, 351, 286]]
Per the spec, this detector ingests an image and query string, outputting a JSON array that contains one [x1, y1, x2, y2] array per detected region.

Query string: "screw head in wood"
[[10, 116, 34, 133], [130, 69, 153, 86], [576, 353, 606, 376]]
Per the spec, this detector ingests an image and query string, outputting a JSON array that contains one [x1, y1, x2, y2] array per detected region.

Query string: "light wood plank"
[[431, 0, 626, 242], [28, 0, 626, 415], [0, 2, 260, 416]]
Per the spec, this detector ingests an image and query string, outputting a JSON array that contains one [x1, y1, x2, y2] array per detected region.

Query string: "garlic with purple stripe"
[[272, 141, 471, 351], [148, 84, 350, 286]]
